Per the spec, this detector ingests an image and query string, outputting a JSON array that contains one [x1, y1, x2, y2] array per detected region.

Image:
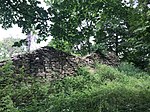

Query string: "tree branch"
[[7, 0, 51, 21]]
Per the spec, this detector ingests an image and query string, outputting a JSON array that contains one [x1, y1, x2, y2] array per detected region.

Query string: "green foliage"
[[49, 0, 129, 55], [0, 62, 150, 112], [48, 38, 73, 53], [0, 95, 19, 112], [121, 0, 150, 69], [117, 62, 144, 76], [0, 1, 149, 111]]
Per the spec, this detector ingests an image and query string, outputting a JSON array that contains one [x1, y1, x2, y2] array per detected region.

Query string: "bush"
[[0, 61, 150, 112], [117, 62, 149, 76]]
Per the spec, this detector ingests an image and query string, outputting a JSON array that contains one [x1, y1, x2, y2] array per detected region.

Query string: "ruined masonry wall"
[[0, 46, 119, 80]]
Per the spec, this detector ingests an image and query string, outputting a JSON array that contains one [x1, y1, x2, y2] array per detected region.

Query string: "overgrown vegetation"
[[0, 61, 149, 112], [0, 0, 150, 111]]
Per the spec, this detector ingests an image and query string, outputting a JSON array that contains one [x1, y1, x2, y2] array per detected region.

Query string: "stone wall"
[[11, 46, 80, 80], [0, 46, 119, 80]]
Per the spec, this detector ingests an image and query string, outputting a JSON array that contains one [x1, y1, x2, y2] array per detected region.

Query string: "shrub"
[[117, 62, 149, 76], [0, 61, 150, 112]]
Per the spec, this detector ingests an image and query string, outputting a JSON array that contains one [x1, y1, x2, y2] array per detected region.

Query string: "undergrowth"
[[0, 61, 150, 112]]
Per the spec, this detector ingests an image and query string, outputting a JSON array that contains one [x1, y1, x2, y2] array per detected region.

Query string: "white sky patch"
[[37, 0, 49, 10], [0, 25, 26, 41]]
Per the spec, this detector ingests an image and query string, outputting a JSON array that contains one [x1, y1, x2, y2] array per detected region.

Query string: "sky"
[[0, 25, 26, 41]]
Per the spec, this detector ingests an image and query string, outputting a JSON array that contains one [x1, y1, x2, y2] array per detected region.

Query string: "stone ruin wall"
[[0, 46, 119, 80], [12, 46, 81, 80]]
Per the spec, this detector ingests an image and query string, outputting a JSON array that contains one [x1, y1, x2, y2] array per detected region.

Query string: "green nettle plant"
[[0, 61, 150, 112]]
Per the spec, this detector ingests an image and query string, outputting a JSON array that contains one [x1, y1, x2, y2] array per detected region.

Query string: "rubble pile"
[[0, 46, 119, 79]]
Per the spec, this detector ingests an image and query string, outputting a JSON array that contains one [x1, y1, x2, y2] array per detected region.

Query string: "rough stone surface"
[[0, 46, 119, 80]]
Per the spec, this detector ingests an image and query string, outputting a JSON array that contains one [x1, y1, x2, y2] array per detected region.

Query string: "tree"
[[0, 0, 129, 54], [48, 0, 130, 55], [120, 0, 150, 69], [0, 0, 51, 38]]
